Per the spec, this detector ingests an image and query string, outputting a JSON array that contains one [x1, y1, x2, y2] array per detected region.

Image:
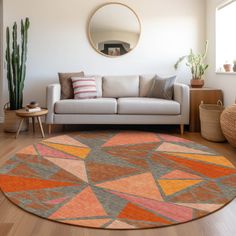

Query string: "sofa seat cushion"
[[55, 98, 117, 114], [118, 97, 180, 115]]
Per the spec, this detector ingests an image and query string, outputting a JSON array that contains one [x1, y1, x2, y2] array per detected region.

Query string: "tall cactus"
[[5, 18, 30, 110]]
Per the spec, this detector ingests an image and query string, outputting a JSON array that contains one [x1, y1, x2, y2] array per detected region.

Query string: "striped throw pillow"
[[71, 77, 98, 99]]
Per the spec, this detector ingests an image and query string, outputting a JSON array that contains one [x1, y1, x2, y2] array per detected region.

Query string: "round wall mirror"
[[88, 3, 141, 57]]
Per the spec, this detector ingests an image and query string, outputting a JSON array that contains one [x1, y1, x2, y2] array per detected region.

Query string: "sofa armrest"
[[174, 83, 190, 124], [46, 83, 61, 124]]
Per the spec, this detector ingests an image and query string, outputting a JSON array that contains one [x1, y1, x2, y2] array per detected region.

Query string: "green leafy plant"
[[174, 41, 209, 80], [5, 18, 30, 110]]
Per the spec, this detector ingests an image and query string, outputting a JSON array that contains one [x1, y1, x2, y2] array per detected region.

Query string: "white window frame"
[[216, 0, 236, 74]]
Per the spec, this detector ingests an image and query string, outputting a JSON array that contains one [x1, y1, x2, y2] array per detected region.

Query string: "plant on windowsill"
[[174, 41, 209, 88], [233, 60, 236, 72], [3, 18, 30, 133], [223, 61, 232, 72]]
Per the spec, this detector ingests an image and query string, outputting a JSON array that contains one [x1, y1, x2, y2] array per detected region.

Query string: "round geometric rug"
[[0, 131, 236, 229]]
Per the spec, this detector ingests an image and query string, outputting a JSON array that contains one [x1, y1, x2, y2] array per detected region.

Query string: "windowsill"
[[216, 72, 236, 75]]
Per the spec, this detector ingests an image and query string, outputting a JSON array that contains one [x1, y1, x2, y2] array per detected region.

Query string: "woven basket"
[[3, 104, 28, 133], [199, 101, 226, 142], [220, 104, 236, 147]]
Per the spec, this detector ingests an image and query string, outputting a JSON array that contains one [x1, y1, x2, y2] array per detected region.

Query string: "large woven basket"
[[199, 101, 226, 142], [3, 104, 28, 133], [220, 104, 236, 147]]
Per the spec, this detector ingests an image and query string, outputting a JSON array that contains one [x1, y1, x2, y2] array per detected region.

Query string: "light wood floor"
[[0, 124, 236, 236]]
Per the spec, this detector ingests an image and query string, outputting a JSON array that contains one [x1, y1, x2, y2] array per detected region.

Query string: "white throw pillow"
[[71, 77, 98, 99]]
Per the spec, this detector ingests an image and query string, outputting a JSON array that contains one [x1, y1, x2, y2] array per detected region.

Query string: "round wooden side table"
[[15, 109, 48, 138]]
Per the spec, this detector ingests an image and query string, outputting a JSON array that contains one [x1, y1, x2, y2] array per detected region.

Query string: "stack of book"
[[26, 107, 41, 112]]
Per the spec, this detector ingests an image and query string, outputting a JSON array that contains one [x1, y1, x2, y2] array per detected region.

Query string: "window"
[[216, 0, 236, 72]]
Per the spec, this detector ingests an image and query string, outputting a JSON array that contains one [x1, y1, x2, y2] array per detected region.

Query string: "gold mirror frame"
[[88, 2, 141, 58]]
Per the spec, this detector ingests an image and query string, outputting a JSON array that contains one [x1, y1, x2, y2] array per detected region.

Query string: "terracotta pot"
[[3, 109, 28, 133], [223, 64, 232, 72], [191, 79, 204, 88]]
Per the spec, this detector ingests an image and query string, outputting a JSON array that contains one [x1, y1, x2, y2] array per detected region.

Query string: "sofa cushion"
[[55, 98, 117, 114], [103, 76, 139, 98], [148, 75, 176, 100], [72, 77, 98, 99], [86, 75, 103, 97], [118, 97, 180, 115], [58, 71, 84, 99], [139, 74, 156, 97]]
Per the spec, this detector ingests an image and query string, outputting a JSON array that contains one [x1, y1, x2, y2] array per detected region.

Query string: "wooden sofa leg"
[[180, 124, 184, 135], [48, 124, 52, 135]]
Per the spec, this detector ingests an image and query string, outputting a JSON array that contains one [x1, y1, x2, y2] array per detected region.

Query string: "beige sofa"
[[46, 75, 190, 134]]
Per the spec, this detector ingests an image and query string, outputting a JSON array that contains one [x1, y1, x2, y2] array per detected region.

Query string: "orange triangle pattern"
[[96, 173, 163, 201], [161, 170, 202, 179], [103, 131, 160, 147], [50, 187, 107, 219], [44, 135, 88, 148], [118, 203, 171, 225], [0, 175, 78, 192], [158, 179, 203, 196], [17, 145, 38, 155], [36, 144, 77, 160], [166, 152, 235, 168], [42, 142, 90, 159], [157, 142, 211, 155], [162, 153, 236, 178]]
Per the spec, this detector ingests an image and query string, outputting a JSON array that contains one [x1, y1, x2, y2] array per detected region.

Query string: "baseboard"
[[0, 116, 4, 123]]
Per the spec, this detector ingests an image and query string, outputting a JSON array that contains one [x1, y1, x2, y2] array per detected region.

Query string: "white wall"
[[206, 0, 236, 106], [0, 0, 206, 120]]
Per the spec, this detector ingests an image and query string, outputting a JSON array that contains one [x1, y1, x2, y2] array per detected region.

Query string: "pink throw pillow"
[[72, 77, 98, 99]]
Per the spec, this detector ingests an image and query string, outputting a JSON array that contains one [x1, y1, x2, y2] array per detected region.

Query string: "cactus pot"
[[4, 108, 28, 133]]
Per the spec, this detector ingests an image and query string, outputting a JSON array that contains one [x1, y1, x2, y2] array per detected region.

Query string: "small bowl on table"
[[27, 102, 39, 109]]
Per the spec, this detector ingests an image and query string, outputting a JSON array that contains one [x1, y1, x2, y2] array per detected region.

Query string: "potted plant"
[[174, 41, 209, 88], [223, 61, 232, 72], [3, 18, 30, 133], [233, 60, 236, 72]]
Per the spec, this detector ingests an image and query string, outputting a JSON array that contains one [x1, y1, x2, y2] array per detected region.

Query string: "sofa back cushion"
[[139, 74, 156, 97], [102, 76, 139, 98], [58, 71, 84, 99], [86, 75, 103, 97], [95, 76, 103, 98]]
